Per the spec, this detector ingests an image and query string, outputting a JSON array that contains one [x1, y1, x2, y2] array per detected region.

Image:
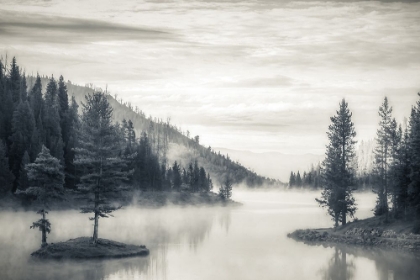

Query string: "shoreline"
[[31, 237, 149, 260], [288, 216, 420, 253], [0, 190, 241, 211]]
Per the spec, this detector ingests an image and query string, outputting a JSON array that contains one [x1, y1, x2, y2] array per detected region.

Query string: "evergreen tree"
[[57, 75, 69, 123], [9, 101, 36, 192], [0, 142, 14, 194], [316, 99, 357, 227], [64, 96, 79, 189], [408, 94, 420, 217], [296, 171, 302, 187], [125, 120, 136, 155], [29, 75, 44, 135], [373, 97, 397, 218], [74, 92, 129, 244], [172, 161, 182, 190], [193, 160, 200, 192], [8, 57, 21, 105], [0, 61, 15, 147], [199, 167, 208, 192], [289, 172, 296, 188], [207, 173, 213, 191], [43, 76, 63, 162], [219, 176, 233, 200], [188, 162, 194, 191], [24, 146, 64, 247], [389, 126, 411, 218]]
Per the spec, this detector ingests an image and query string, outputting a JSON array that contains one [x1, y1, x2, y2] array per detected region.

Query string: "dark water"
[[1, 191, 419, 280]]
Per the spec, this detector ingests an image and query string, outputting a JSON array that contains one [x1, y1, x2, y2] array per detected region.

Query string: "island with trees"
[[289, 97, 420, 253], [0, 57, 244, 259]]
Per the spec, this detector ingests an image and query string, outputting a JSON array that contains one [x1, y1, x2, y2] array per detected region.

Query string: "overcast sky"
[[1, 0, 420, 155]]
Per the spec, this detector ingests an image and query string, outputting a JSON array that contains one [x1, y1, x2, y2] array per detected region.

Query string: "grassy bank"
[[288, 216, 420, 253]]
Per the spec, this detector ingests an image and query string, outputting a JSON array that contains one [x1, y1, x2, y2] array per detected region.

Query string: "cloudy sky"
[[1, 0, 420, 155]]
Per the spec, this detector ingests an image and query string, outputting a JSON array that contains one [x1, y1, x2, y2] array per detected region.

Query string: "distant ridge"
[[215, 147, 324, 182], [26, 76, 283, 188]]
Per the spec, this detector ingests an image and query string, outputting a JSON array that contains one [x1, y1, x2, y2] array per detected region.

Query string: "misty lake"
[[1, 190, 419, 280]]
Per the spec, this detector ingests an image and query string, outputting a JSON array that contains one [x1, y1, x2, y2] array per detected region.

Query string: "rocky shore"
[[31, 237, 149, 260], [288, 216, 420, 253]]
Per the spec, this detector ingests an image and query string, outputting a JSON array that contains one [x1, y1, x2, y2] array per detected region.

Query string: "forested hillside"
[[0, 58, 281, 199], [27, 75, 281, 188]]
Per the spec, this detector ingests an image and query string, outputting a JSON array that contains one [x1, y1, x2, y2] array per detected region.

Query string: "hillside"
[[26, 76, 283, 188]]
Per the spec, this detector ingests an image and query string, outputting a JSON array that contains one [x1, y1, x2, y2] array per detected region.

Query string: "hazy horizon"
[[1, 0, 420, 156]]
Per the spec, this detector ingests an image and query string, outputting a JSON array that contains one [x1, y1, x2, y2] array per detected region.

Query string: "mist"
[[2, 189, 418, 280]]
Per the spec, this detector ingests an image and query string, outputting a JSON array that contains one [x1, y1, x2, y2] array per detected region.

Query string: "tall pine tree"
[[43, 76, 64, 162], [373, 97, 397, 218], [408, 93, 420, 217], [317, 99, 357, 227], [74, 92, 129, 244]]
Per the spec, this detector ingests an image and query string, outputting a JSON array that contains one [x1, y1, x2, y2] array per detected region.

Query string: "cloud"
[[0, 9, 177, 44]]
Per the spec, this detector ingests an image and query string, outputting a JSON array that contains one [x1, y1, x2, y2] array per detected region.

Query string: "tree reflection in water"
[[320, 247, 354, 280]]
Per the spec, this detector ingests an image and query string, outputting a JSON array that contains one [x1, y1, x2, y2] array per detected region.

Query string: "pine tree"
[[24, 145, 64, 247], [9, 101, 36, 192], [389, 126, 411, 218], [8, 57, 21, 105], [219, 176, 233, 200], [57, 75, 69, 122], [296, 171, 302, 187], [316, 99, 357, 227], [289, 172, 296, 188], [0, 142, 14, 194], [199, 167, 208, 192], [0, 60, 15, 148], [64, 96, 79, 189], [408, 93, 420, 217], [188, 163, 194, 191], [43, 76, 63, 162], [373, 97, 397, 218], [74, 92, 129, 244], [193, 160, 200, 192], [172, 161, 182, 190], [207, 173, 213, 191], [29, 74, 44, 134]]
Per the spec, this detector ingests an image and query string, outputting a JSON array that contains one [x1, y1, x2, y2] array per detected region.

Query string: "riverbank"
[[288, 216, 420, 253], [0, 190, 241, 211], [31, 237, 149, 259]]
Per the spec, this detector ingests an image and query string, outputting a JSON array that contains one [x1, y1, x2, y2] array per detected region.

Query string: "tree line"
[[0, 57, 215, 197], [314, 97, 420, 227], [288, 165, 322, 189]]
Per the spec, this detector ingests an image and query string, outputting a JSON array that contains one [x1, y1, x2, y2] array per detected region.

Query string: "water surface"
[[1, 190, 419, 280]]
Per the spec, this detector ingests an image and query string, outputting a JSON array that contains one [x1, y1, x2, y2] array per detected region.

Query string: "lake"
[[1, 190, 419, 280]]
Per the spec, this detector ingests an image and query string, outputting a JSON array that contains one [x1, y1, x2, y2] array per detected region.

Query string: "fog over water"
[[1, 190, 419, 280]]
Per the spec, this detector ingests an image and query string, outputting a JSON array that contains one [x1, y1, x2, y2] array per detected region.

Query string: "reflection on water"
[[1, 191, 420, 280], [320, 248, 354, 280], [317, 244, 420, 280]]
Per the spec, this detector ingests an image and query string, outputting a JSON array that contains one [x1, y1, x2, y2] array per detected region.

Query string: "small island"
[[31, 237, 149, 260], [288, 216, 420, 253]]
